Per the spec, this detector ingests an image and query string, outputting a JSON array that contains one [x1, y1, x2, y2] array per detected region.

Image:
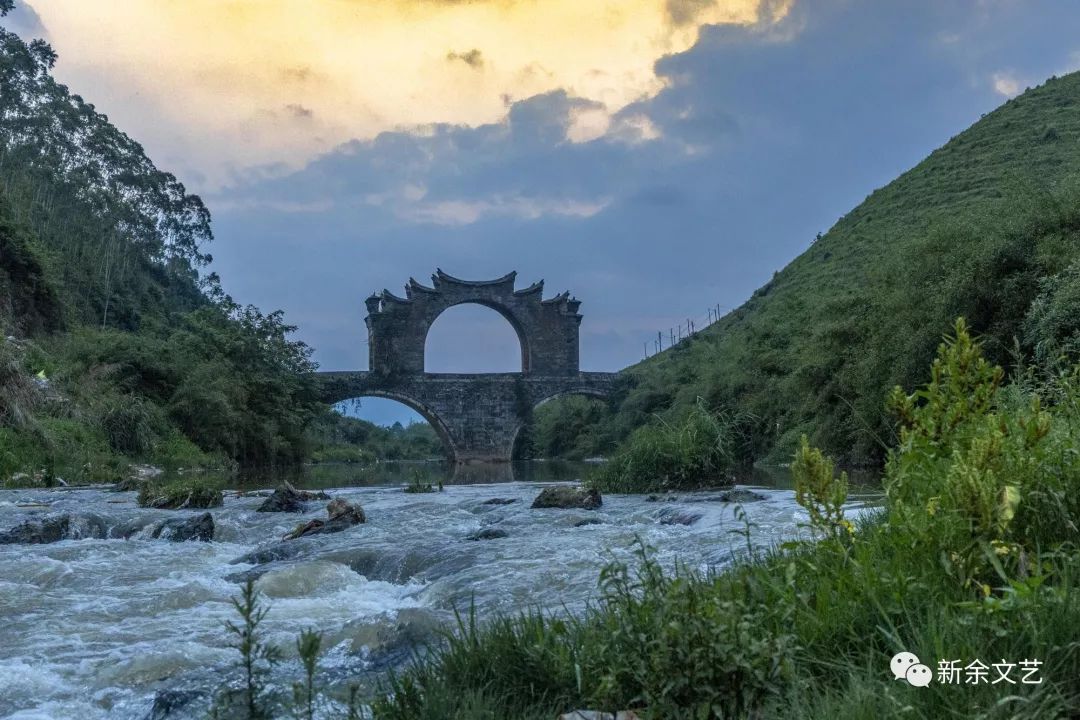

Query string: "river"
[[0, 462, 879, 719]]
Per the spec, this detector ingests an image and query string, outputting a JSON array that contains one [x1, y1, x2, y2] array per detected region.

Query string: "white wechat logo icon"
[[891, 651, 932, 687]]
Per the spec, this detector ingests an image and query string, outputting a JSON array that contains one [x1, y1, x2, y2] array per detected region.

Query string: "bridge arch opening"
[[424, 302, 528, 373], [325, 397, 453, 462], [513, 392, 610, 461]]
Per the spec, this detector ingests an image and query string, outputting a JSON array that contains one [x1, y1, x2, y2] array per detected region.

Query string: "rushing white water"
[[0, 465, 878, 720]]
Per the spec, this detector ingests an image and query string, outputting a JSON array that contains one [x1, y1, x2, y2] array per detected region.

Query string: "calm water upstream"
[[0, 462, 879, 719]]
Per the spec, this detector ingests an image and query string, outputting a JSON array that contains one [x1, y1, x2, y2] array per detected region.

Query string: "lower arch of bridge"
[[316, 371, 620, 465], [510, 389, 611, 460], [340, 392, 458, 460]]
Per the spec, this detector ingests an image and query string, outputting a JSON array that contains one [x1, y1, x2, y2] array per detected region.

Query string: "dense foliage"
[[308, 410, 447, 463], [0, 4, 321, 483], [366, 321, 1080, 720], [586, 401, 752, 493], [541, 72, 1080, 466], [518, 395, 614, 460]]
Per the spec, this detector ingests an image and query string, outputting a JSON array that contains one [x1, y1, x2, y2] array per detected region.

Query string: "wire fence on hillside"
[[641, 303, 730, 360]]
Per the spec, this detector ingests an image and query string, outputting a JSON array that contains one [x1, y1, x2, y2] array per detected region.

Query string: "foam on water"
[[0, 474, 879, 719]]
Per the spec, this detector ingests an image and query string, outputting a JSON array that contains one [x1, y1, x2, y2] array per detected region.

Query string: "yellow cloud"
[[27, 0, 791, 187]]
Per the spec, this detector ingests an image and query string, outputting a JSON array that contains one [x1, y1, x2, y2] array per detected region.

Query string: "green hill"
[[0, 5, 323, 484], [535, 71, 1080, 467]]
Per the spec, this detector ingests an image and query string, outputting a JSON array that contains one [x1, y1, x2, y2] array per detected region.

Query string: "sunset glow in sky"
[[6, 0, 1080, 425], [27, 0, 791, 184]]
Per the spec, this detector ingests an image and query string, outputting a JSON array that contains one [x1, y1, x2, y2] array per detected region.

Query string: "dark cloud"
[[447, 48, 484, 68], [208, 0, 1080, 427], [280, 65, 319, 83], [285, 103, 314, 119], [665, 0, 714, 27]]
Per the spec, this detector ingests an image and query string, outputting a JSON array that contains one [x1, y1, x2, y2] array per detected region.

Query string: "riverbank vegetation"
[[366, 321, 1080, 719], [136, 475, 224, 509], [586, 402, 752, 493], [538, 71, 1080, 469], [308, 411, 447, 464], [0, 4, 323, 486]]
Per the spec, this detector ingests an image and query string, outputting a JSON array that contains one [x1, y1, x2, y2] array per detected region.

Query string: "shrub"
[[792, 434, 851, 537], [885, 318, 1064, 592], [587, 400, 751, 493], [98, 392, 164, 455], [0, 336, 39, 428], [213, 580, 281, 720], [152, 430, 225, 471], [403, 469, 441, 493], [137, 475, 224, 509]]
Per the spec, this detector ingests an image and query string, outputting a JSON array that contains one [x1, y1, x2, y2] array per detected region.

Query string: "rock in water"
[[531, 485, 602, 510], [718, 489, 768, 503], [0, 515, 70, 544], [150, 513, 215, 542], [657, 508, 703, 526], [283, 498, 366, 540], [256, 481, 329, 513], [144, 689, 202, 720], [327, 497, 365, 523], [466, 527, 508, 540], [481, 497, 517, 505], [0, 514, 107, 544]]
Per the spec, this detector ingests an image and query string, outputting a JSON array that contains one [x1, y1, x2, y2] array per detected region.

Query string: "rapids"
[[0, 463, 878, 719]]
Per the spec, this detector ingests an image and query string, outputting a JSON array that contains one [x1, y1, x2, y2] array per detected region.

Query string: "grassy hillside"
[[549, 71, 1080, 467]]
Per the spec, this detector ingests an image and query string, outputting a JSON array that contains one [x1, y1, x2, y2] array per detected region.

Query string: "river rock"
[[531, 486, 602, 510], [144, 689, 203, 720], [466, 527, 508, 540], [0, 514, 107, 544], [150, 512, 214, 542], [256, 482, 328, 513], [283, 498, 365, 540], [229, 541, 309, 566], [573, 517, 603, 527], [0, 515, 70, 544], [645, 493, 679, 502], [342, 607, 444, 671], [481, 497, 517, 505], [657, 508, 703, 526], [717, 489, 768, 503]]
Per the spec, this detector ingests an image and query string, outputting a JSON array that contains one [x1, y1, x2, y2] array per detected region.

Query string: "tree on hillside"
[[1, 1, 212, 327]]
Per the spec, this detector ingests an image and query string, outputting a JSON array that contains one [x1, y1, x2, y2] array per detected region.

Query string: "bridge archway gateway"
[[317, 270, 619, 465]]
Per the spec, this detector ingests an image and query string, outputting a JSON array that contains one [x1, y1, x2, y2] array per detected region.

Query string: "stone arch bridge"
[[316, 270, 619, 464]]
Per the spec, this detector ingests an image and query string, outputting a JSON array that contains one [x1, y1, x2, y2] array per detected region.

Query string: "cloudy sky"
[[5, 0, 1080, 424]]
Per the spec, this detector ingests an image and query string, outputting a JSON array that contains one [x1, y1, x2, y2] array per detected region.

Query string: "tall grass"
[[587, 401, 752, 493]]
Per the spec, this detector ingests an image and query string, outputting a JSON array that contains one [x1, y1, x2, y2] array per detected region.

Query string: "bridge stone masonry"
[[316, 270, 620, 465]]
